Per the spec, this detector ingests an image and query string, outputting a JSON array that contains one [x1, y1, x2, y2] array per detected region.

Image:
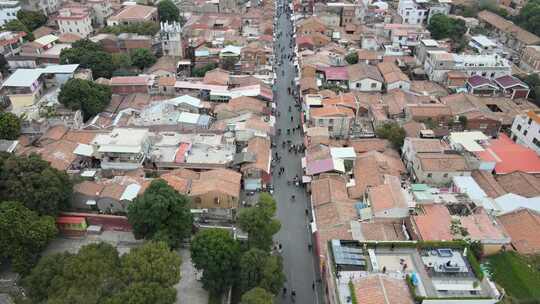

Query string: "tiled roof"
[[467, 75, 497, 88], [413, 204, 453, 241], [74, 181, 104, 196], [476, 134, 540, 174], [241, 137, 271, 174], [408, 103, 452, 118], [499, 208, 540, 254], [310, 106, 354, 118], [354, 275, 414, 304], [348, 138, 390, 153], [347, 63, 383, 82], [471, 170, 507, 198], [417, 153, 469, 172], [323, 66, 349, 81], [368, 175, 407, 213], [478, 10, 540, 45], [496, 171, 540, 198], [108, 4, 157, 22], [494, 75, 528, 89], [377, 62, 409, 84]]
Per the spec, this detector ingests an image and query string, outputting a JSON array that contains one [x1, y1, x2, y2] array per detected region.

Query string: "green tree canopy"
[[0, 112, 21, 140], [237, 193, 281, 251], [375, 122, 406, 150], [16, 10, 47, 30], [192, 63, 218, 77], [102, 21, 160, 36], [2, 19, 33, 40], [130, 48, 157, 70], [191, 229, 240, 293], [24, 241, 181, 304], [515, 0, 540, 36], [0, 153, 72, 215], [240, 287, 274, 304], [127, 179, 193, 248], [221, 56, 238, 71], [0, 201, 57, 273], [518, 73, 540, 103], [60, 39, 114, 78], [111, 53, 133, 70], [158, 0, 181, 23], [345, 52, 359, 65], [58, 78, 112, 121], [239, 249, 286, 294], [427, 14, 466, 41]]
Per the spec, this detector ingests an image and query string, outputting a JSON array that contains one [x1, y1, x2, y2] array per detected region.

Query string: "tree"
[[111, 53, 132, 70], [58, 78, 111, 121], [191, 229, 240, 293], [60, 40, 114, 78], [221, 56, 238, 71], [427, 14, 466, 42], [375, 122, 406, 150], [128, 179, 193, 248], [3, 19, 33, 40], [515, 0, 540, 36], [345, 52, 359, 65], [192, 62, 218, 77], [120, 241, 181, 286], [237, 193, 281, 251], [0, 112, 21, 140], [240, 287, 274, 304], [158, 0, 181, 23], [0, 153, 73, 215], [130, 48, 157, 70], [24, 241, 181, 304], [518, 72, 540, 104], [16, 10, 47, 30], [239, 249, 286, 294], [102, 21, 160, 36], [0, 201, 57, 273]]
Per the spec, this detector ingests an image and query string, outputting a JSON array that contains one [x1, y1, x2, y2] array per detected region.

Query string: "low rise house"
[[347, 63, 383, 92], [0, 31, 26, 57], [498, 208, 540, 254], [466, 75, 499, 96], [240, 136, 271, 191], [519, 45, 540, 73], [106, 4, 158, 26], [493, 75, 530, 99], [377, 62, 411, 91], [309, 105, 355, 138], [410, 152, 471, 184], [109, 76, 150, 95], [55, 6, 93, 38]]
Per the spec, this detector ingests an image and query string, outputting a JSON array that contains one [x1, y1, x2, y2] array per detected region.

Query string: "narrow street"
[[272, 3, 322, 304]]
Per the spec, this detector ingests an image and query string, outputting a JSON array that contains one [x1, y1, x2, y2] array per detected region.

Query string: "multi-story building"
[[511, 111, 540, 155], [20, 0, 60, 15], [160, 22, 183, 57], [87, 0, 113, 27], [0, 31, 26, 56], [397, 0, 451, 25], [309, 106, 355, 138], [520, 45, 540, 73], [91, 128, 151, 170], [0, 0, 20, 26], [56, 6, 93, 38], [424, 51, 512, 83]]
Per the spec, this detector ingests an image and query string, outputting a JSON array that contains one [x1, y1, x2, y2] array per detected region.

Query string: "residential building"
[[106, 4, 158, 26], [20, 0, 60, 15], [397, 0, 451, 25], [0, 0, 20, 26], [498, 208, 540, 254], [477, 10, 540, 55], [347, 63, 383, 92], [424, 51, 512, 83], [0, 31, 26, 56], [410, 152, 471, 184], [377, 61, 411, 91], [466, 75, 499, 96], [87, 0, 113, 27], [109, 76, 150, 95], [520, 45, 540, 73], [309, 106, 354, 138], [55, 6, 93, 38], [494, 75, 530, 99], [383, 23, 430, 47], [160, 21, 184, 57], [91, 128, 151, 170], [469, 35, 498, 54], [511, 110, 540, 155]]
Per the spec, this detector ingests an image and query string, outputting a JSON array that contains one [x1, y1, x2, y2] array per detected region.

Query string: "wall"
[[60, 211, 132, 231], [349, 78, 382, 92]]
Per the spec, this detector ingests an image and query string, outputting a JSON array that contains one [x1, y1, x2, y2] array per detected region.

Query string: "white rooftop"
[[330, 147, 356, 159], [2, 64, 80, 88], [178, 112, 200, 124], [120, 183, 141, 201], [471, 35, 497, 48], [168, 95, 202, 108], [448, 131, 488, 152], [452, 176, 487, 200], [92, 128, 149, 154], [421, 39, 439, 47], [34, 34, 58, 46]]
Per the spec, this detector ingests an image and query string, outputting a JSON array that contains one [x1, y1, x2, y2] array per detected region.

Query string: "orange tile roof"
[[471, 170, 507, 198], [496, 171, 540, 198], [203, 68, 230, 85], [417, 153, 469, 172], [348, 138, 390, 153], [310, 106, 354, 118], [311, 175, 351, 206], [413, 204, 453, 241], [158, 76, 176, 87], [499, 208, 540, 254], [354, 275, 414, 304], [241, 137, 271, 174], [476, 134, 540, 174], [368, 176, 407, 214], [74, 181, 104, 196]]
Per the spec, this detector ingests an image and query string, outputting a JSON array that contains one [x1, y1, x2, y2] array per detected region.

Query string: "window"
[[427, 173, 432, 178], [371, 83, 377, 88], [479, 123, 487, 129], [517, 124, 522, 131], [328, 126, 334, 132], [524, 130, 528, 136], [533, 138, 540, 148], [443, 173, 448, 178], [490, 72, 495, 78], [318, 119, 324, 125], [528, 118, 533, 125], [328, 119, 334, 124], [356, 83, 360, 88]]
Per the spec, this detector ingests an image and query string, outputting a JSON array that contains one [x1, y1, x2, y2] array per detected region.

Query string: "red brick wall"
[[60, 212, 132, 231]]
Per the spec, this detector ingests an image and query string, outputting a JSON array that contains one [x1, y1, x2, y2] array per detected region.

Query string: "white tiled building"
[[56, 7, 93, 38], [20, 0, 60, 15], [510, 111, 540, 155], [424, 51, 512, 83], [397, 0, 451, 25], [0, 0, 20, 26], [87, 0, 113, 27]]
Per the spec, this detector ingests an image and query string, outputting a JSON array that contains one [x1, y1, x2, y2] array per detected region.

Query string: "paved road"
[[272, 3, 322, 304]]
